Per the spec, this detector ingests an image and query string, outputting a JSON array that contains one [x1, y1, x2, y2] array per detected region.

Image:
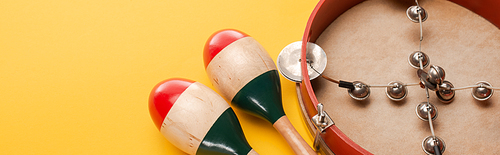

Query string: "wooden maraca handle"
[[274, 116, 316, 155], [247, 149, 259, 155]]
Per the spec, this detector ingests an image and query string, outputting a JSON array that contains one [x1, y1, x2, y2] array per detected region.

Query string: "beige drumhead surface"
[[313, 0, 500, 154]]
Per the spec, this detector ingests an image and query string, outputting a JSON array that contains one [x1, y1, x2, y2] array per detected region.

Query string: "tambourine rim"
[[298, 0, 500, 154]]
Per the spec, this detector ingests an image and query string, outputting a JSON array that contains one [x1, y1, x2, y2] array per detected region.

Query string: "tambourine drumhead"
[[300, 0, 500, 154]]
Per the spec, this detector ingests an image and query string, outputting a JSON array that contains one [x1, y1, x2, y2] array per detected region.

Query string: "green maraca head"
[[204, 29, 285, 124]]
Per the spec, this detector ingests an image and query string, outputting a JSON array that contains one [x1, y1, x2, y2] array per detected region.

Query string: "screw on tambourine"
[[312, 103, 334, 151], [386, 81, 407, 101], [348, 81, 370, 100], [422, 136, 445, 155], [316, 104, 327, 128], [313, 103, 334, 130], [407, 5, 428, 23], [277, 41, 327, 82], [409, 51, 430, 69], [472, 81, 494, 101], [416, 102, 438, 121]]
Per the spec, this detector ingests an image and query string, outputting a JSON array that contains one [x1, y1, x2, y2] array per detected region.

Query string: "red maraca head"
[[148, 78, 256, 155], [203, 29, 248, 68], [149, 78, 194, 130]]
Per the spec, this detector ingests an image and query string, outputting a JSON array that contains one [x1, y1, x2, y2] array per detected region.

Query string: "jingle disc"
[[428, 65, 445, 85], [417, 69, 437, 91], [415, 102, 438, 121], [409, 51, 430, 69], [422, 136, 445, 155], [406, 6, 428, 23], [277, 41, 327, 82], [348, 81, 370, 101], [385, 81, 407, 101], [436, 81, 455, 103], [472, 81, 494, 101]]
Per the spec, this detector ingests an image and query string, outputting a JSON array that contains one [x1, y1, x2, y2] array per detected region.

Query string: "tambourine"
[[281, 0, 500, 154]]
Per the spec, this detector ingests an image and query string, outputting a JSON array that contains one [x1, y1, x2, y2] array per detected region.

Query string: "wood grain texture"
[[312, 0, 500, 154], [160, 82, 230, 155], [273, 116, 316, 155], [206, 37, 276, 101]]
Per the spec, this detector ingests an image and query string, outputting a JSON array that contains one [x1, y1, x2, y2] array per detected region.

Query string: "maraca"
[[204, 29, 315, 155], [149, 78, 258, 155]]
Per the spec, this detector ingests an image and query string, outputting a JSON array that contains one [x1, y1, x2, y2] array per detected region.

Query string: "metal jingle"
[[436, 81, 455, 103], [428, 65, 445, 85], [415, 102, 438, 121], [385, 81, 407, 101], [407, 5, 428, 23], [472, 81, 494, 101], [408, 51, 430, 69], [348, 81, 370, 100], [422, 136, 446, 155], [417, 69, 437, 91], [277, 41, 327, 82]]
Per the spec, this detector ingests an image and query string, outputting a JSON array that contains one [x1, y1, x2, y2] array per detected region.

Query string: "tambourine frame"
[[297, 0, 500, 154]]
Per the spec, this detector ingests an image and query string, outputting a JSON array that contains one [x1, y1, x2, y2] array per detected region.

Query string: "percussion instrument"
[[148, 78, 259, 155], [204, 29, 316, 155], [286, 0, 500, 154]]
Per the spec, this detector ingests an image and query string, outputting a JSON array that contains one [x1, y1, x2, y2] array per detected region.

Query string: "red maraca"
[[149, 78, 258, 155], [204, 29, 315, 155]]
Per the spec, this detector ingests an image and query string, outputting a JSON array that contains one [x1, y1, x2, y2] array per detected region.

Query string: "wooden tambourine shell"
[[298, 0, 500, 154]]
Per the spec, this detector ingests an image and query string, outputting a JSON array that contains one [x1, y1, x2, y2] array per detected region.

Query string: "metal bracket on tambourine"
[[312, 103, 334, 150]]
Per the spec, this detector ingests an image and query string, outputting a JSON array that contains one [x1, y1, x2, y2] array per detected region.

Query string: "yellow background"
[[1, 0, 318, 154]]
